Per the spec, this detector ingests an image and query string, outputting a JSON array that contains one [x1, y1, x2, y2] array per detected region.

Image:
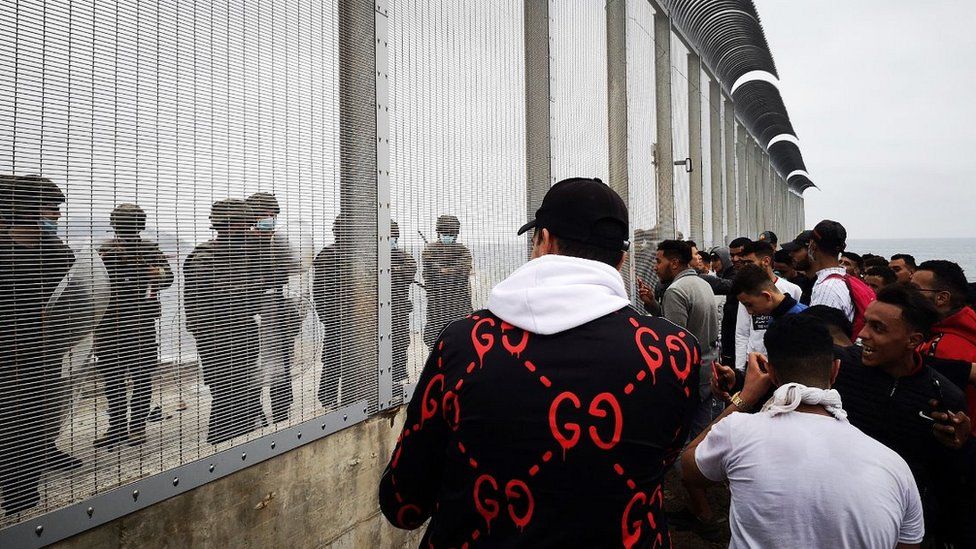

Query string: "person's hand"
[[637, 277, 655, 308], [711, 361, 736, 403], [930, 400, 971, 449], [741, 353, 773, 409]]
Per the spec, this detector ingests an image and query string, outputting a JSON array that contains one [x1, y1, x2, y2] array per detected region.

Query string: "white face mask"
[[439, 235, 457, 245], [390, 237, 398, 249]]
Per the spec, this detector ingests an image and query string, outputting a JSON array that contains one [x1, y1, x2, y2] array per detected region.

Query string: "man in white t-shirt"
[[732, 241, 802, 371], [809, 219, 855, 321], [681, 314, 924, 549]]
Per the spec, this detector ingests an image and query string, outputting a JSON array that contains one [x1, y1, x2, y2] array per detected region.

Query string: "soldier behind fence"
[[421, 215, 472, 349], [312, 215, 354, 408], [93, 204, 174, 449], [0, 175, 76, 515], [184, 199, 265, 445], [246, 192, 301, 424], [390, 221, 417, 390]]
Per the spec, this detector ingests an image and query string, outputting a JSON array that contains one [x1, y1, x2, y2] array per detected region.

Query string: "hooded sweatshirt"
[[920, 306, 976, 433], [379, 254, 701, 548]]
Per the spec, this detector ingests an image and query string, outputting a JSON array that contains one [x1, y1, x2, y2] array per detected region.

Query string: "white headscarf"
[[761, 382, 848, 421]]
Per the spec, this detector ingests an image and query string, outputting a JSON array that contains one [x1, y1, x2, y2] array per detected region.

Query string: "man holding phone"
[[713, 284, 975, 546]]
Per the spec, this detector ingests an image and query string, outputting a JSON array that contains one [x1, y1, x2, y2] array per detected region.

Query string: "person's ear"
[[616, 251, 627, 272], [767, 362, 781, 387], [908, 330, 925, 349], [830, 358, 841, 386]]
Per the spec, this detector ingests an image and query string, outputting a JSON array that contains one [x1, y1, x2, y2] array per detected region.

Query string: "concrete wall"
[[54, 411, 422, 549]]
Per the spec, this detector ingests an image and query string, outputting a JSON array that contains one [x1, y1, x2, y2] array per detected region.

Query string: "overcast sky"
[[754, 0, 976, 239]]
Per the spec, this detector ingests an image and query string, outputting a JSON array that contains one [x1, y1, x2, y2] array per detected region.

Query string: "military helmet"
[[109, 203, 147, 233], [245, 192, 280, 216], [390, 220, 400, 239], [435, 214, 460, 236], [209, 199, 254, 230], [0, 174, 61, 220]]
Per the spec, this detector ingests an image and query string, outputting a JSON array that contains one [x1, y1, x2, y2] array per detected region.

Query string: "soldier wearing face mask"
[[245, 193, 301, 424], [94, 204, 174, 448], [0, 175, 76, 515], [183, 199, 265, 445], [390, 221, 417, 389], [422, 215, 472, 349]]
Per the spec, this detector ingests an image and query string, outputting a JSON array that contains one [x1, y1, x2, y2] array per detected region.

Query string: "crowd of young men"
[[381, 177, 976, 548]]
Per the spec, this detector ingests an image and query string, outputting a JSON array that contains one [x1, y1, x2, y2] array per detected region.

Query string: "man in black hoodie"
[[379, 178, 700, 547]]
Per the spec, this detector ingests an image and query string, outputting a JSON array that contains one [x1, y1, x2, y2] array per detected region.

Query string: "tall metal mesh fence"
[[0, 0, 802, 540]]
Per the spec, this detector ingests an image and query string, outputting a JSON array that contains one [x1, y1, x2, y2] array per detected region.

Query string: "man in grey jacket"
[[656, 240, 719, 355]]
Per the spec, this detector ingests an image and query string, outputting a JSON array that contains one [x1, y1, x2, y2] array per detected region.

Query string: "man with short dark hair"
[[379, 178, 700, 547], [914, 260, 976, 432], [712, 284, 975, 545], [782, 230, 815, 304], [891, 254, 918, 284], [838, 285, 974, 546], [683, 315, 924, 548], [840, 251, 864, 278], [656, 240, 719, 356], [728, 237, 751, 271], [772, 249, 795, 280], [808, 220, 854, 320], [731, 244, 802, 371], [865, 265, 898, 294], [801, 305, 854, 347]]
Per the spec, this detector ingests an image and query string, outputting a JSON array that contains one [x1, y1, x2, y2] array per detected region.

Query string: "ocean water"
[[847, 238, 976, 281]]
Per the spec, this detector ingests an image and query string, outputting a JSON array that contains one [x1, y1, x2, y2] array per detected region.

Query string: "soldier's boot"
[[94, 426, 127, 449], [127, 423, 147, 447]]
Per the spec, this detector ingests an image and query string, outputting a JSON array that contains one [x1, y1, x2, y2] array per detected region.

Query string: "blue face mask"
[[439, 235, 457, 245], [390, 237, 398, 249], [39, 218, 58, 235], [255, 217, 276, 231]]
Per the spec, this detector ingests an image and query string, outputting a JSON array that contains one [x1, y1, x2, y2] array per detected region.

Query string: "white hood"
[[488, 254, 631, 335]]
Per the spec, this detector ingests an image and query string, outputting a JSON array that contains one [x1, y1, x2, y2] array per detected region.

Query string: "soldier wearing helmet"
[[245, 192, 301, 423], [312, 214, 355, 408], [421, 214, 472, 349], [390, 221, 417, 389], [0, 175, 76, 514], [93, 203, 174, 448], [183, 199, 267, 445]]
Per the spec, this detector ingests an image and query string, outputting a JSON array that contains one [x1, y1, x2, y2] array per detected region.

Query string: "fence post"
[[654, 11, 674, 239], [687, 52, 703, 246], [709, 79, 722, 248], [724, 94, 736, 241], [524, 0, 551, 253], [338, 0, 381, 410]]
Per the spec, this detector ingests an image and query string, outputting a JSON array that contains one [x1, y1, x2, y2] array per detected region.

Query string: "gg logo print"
[[548, 391, 624, 458], [473, 474, 535, 533], [621, 486, 665, 549]]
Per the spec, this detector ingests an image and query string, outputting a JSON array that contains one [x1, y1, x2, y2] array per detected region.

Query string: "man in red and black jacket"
[[379, 178, 700, 548]]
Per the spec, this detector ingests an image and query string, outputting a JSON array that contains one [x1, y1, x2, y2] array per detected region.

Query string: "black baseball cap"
[[812, 219, 847, 250], [758, 231, 778, 245], [782, 230, 814, 252], [518, 177, 629, 251]]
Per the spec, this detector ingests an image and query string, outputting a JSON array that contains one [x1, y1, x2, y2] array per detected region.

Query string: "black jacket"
[[833, 346, 975, 545], [379, 308, 700, 548]]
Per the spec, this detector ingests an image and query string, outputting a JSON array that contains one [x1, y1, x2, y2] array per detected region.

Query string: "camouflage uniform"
[[390, 221, 417, 386], [422, 215, 472, 348], [94, 204, 173, 447], [184, 200, 266, 445]]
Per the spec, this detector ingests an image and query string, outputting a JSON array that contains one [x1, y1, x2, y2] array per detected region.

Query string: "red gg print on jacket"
[[379, 308, 700, 548]]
